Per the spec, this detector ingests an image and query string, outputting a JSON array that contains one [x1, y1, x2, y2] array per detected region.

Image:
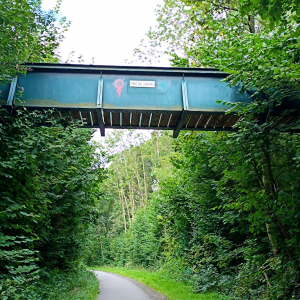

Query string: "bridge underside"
[[0, 64, 297, 137], [51, 109, 241, 132]]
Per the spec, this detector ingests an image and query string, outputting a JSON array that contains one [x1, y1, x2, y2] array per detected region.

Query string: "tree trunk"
[[156, 131, 160, 159], [133, 154, 144, 202], [140, 148, 148, 201], [259, 135, 282, 256], [131, 183, 135, 221], [263, 270, 272, 288], [117, 181, 127, 232], [266, 223, 278, 256], [121, 187, 132, 226], [95, 225, 104, 258], [248, 15, 255, 33]]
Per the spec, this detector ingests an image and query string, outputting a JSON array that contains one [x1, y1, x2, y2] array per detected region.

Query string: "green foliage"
[[237, 0, 300, 27], [75, 1, 300, 299], [0, 0, 70, 83], [33, 267, 99, 300], [0, 108, 104, 298], [139, 0, 300, 120], [1, 2, 102, 299], [0, 267, 99, 300], [169, 54, 189, 68], [90, 128, 300, 299], [83, 131, 173, 266]]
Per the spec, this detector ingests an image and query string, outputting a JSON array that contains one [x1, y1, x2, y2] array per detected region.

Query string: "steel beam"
[[7, 76, 18, 106], [96, 77, 105, 136], [0, 63, 264, 134], [148, 113, 152, 127], [173, 79, 189, 138]]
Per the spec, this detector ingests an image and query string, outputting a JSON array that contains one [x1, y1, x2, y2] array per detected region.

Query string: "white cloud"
[[43, 0, 167, 66]]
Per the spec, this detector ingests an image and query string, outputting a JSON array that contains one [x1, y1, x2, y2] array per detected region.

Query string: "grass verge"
[[91, 266, 224, 300]]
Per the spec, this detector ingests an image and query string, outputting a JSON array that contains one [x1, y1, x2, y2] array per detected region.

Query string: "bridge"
[[0, 63, 281, 137]]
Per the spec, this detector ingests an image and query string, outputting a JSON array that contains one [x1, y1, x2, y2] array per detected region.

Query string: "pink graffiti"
[[114, 79, 124, 97]]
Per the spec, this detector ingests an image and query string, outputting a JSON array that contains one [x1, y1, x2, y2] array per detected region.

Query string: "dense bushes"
[[31, 267, 99, 300], [86, 0, 300, 298], [0, 1, 104, 298], [0, 1, 102, 297], [86, 128, 300, 299], [0, 108, 103, 298], [1, 266, 99, 300]]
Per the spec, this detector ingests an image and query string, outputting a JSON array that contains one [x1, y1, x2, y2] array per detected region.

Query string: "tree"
[[138, 0, 299, 117], [0, 109, 104, 299], [83, 131, 173, 267], [0, 2, 105, 298], [0, 0, 70, 83], [238, 0, 300, 27], [92, 1, 300, 298]]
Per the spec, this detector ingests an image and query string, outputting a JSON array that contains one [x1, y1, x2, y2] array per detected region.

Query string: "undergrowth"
[[0, 266, 99, 300]]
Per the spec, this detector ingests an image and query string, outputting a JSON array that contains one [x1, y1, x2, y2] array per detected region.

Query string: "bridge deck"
[[0, 63, 258, 137]]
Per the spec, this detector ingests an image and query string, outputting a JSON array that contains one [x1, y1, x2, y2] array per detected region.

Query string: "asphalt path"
[[94, 271, 166, 300]]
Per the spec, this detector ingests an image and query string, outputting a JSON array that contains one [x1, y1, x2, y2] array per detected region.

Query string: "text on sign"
[[130, 81, 155, 88]]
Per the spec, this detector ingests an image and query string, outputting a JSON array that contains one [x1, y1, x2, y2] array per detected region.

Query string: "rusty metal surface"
[[16, 99, 96, 108]]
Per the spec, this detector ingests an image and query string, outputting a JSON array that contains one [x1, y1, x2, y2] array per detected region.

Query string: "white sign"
[[130, 80, 155, 88]]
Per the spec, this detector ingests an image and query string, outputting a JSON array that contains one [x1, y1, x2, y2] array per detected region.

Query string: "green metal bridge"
[[0, 63, 290, 137]]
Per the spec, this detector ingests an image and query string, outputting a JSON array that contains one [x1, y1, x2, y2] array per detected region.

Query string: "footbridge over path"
[[0, 63, 288, 137]]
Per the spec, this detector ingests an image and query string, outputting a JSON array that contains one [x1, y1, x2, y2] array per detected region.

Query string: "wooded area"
[[1, 0, 300, 299], [86, 0, 300, 299], [86, 126, 300, 299], [0, 1, 100, 299]]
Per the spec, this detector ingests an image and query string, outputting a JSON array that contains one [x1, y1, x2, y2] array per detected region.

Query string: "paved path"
[[94, 271, 153, 300]]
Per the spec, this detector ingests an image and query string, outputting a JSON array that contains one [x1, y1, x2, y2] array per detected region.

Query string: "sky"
[[42, 0, 168, 66], [41, 0, 166, 142]]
